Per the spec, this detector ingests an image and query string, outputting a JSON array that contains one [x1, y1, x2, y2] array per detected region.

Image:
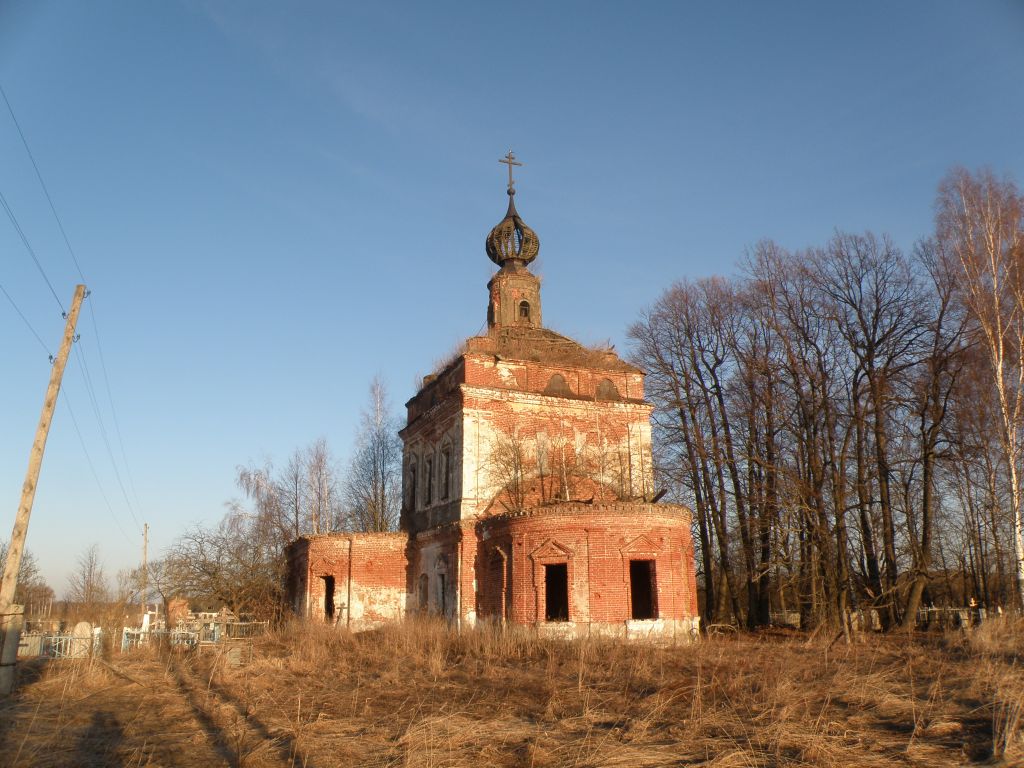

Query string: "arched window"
[[543, 373, 572, 397], [518, 301, 531, 321], [595, 378, 621, 401]]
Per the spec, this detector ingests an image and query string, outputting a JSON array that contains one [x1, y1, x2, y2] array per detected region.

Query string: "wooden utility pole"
[[0, 284, 86, 695], [141, 523, 148, 616]]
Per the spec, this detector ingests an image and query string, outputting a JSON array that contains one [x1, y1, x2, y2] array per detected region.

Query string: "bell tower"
[[485, 150, 542, 329]]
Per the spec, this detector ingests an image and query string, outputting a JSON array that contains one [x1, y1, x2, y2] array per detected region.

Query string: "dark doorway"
[[544, 563, 569, 621], [322, 576, 335, 621], [629, 560, 657, 619], [438, 574, 447, 616]]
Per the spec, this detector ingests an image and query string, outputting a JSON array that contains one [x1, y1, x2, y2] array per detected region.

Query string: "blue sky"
[[1, 1, 1022, 591]]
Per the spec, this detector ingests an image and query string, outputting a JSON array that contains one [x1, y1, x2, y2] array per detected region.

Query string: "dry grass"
[[1, 618, 1021, 767]]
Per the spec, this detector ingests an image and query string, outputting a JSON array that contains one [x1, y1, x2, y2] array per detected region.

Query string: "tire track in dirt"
[[168, 654, 316, 768]]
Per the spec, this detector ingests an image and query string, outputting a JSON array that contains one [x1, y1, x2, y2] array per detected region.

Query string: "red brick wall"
[[460, 391, 656, 517], [288, 533, 409, 627], [476, 504, 698, 626], [462, 354, 646, 402], [388, 318, 699, 638], [400, 339, 657, 533]]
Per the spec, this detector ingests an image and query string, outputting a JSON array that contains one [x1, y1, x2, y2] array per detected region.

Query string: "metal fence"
[[17, 621, 269, 659], [120, 627, 200, 652], [119, 621, 269, 653], [18, 631, 101, 659]]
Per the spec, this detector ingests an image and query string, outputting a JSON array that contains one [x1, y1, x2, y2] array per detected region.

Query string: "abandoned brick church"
[[286, 155, 700, 639]]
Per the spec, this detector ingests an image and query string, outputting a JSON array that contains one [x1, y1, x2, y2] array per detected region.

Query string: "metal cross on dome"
[[499, 149, 522, 194]]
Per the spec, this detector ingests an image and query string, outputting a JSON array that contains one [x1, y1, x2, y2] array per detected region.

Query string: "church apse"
[[290, 151, 700, 640]]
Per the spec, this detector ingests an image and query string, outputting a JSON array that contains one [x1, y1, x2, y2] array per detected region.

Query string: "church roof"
[[466, 325, 639, 373]]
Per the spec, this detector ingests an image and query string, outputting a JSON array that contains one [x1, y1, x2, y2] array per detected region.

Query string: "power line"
[[59, 387, 135, 546], [1, 81, 146, 526], [0, 188, 65, 313], [0, 281, 52, 356], [86, 299, 145, 515], [73, 340, 142, 532], [0, 83, 86, 283]]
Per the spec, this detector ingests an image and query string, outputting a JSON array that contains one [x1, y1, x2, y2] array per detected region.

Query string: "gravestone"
[[69, 621, 92, 658]]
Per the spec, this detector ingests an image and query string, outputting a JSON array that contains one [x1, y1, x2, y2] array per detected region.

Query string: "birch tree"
[[344, 376, 402, 532], [936, 167, 1024, 608]]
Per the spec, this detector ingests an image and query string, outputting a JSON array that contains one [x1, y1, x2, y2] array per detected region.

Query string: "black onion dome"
[[485, 192, 539, 267]]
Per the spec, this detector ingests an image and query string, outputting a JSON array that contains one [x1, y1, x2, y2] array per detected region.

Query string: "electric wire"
[[0, 281, 52, 356], [73, 340, 142, 532], [59, 387, 135, 546], [2, 80, 146, 527], [0, 83, 86, 283], [0, 194, 136, 534], [86, 300, 145, 515], [0, 188, 64, 313]]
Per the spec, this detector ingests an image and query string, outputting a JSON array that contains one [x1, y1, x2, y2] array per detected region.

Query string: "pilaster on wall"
[[457, 521, 479, 627], [477, 504, 698, 630]]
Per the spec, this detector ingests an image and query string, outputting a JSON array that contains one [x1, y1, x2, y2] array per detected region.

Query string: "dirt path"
[[0, 623, 1018, 767], [0, 652, 311, 767]]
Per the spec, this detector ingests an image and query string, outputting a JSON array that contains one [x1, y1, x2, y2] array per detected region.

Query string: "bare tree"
[[116, 567, 140, 605], [165, 507, 284, 620], [238, 440, 345, 540], [279, 449, 306, 540], [142, 558, 176, 624], [307, 438, 342, 534], [936, 167, 1024, 608], [813, 232, 927, 628], [237, 460, 287, 539], [0, 540, 52, 610], [65, 543, 110, 607], [625, 166, 1024, 632], [897, 239, 969, 626], [487, 430, 532, 513], [344, 377, 402, 532]]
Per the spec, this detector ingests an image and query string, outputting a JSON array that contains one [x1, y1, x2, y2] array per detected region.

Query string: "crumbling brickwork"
[[286, 533, 408, 629], [287, 181, 700, 640], [477, 504, 698, 638]]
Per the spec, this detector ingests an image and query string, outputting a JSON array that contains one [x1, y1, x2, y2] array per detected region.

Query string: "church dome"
[[486, 192, 539, 266]]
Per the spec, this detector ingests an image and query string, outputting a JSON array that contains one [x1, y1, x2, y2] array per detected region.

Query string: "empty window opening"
[[321, 576, 335, 622], [441, 447, 452, 500], [596, 378, 621, 401], [438, 574, 447, 616], [424, 457, 433, 505], [519, 301, 531, 321], [629, 560, 658, 620], [544, 563, 569, 621], [543, 374, 572, 397]]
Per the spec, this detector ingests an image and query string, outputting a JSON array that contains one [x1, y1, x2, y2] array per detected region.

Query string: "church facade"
[[286, 157, 699, 640]]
